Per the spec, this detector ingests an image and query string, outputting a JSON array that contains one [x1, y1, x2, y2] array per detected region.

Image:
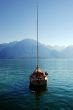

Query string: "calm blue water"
[[0, 59, 73, 110]]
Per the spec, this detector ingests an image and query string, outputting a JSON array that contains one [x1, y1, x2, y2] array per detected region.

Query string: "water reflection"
[[30, 88, 48, 110]]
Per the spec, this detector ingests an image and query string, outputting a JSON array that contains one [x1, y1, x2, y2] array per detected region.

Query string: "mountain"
[[0, 39, 60, 59], [62, 45, 73, 58], [0, 39, 73, 59], [0, 43, 8, 52], [47, 45, 65, 51]]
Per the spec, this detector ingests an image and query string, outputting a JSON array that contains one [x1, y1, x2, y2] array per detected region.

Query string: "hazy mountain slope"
[[0, 39, 73, 59], [62, 46, 73, 58], [0, 43, 8, 52], [0, 39, 59, 58]]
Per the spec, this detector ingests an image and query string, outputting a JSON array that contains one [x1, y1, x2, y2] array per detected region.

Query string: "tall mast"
[[37, 3, 39, 67]]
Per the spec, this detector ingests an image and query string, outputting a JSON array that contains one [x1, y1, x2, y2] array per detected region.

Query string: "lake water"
[[0, 59, 73, 110]]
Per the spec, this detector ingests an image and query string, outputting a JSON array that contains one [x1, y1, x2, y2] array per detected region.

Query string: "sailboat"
[[29, 4, 48, 90]]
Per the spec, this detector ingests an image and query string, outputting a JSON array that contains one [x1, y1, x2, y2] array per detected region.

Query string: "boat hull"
[[29, 80, 47, 91], [29, 67, 48, 91]]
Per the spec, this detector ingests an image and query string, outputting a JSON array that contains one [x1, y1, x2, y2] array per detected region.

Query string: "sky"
[[0, 0, 73, 46]]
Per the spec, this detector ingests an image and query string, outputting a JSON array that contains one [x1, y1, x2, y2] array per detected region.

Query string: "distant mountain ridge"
[[0, 39, 73, 59]]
